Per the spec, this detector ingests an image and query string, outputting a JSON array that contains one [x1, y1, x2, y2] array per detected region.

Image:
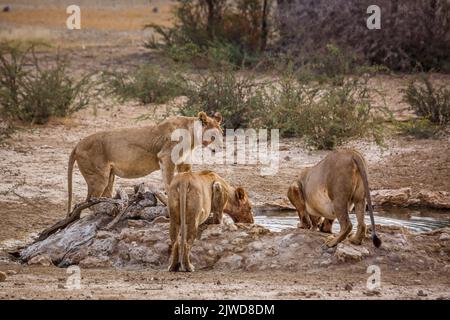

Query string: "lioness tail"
[[352, 151, 382, 248], [67, 147, 77, 216]]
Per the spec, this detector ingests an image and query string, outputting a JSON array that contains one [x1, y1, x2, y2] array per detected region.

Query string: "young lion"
[[168, 170, 253, 272], [287, 149, 381, 248], [67, 112, 222, 214]]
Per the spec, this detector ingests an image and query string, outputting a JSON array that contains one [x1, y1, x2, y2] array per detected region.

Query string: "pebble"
[[417, 290, 428, 297], [0, 271, 7, 282], [439, 233, 450, 241]]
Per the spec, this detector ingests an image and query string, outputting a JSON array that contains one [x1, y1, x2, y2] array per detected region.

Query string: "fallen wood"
[[35, 186, 160, 243], [35, 199, 105, 243]]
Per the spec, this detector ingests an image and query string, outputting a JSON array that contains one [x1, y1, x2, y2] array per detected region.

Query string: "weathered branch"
[[35, 198, 123, 243]]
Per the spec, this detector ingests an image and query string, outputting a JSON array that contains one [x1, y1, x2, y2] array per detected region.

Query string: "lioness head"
[[226, 187, 254, 223], [198, 111, 223, 147]]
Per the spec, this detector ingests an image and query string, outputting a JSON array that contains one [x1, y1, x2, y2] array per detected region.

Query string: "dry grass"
[[0, 6, 175, 31]]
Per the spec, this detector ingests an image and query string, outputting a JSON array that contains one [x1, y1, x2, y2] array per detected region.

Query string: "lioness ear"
[[214, 112, 222, 124], [235, 187, 246, 201], [198, 111, 208, 126]]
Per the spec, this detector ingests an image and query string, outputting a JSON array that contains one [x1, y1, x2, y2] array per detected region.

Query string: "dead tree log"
[[35, 198, 123, 243]]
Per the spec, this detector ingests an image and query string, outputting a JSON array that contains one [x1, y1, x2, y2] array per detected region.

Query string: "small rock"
[[216, 280, 222, 285], [0, 271, 7, 282], [152, 216, 169, 224], [335, 243, 369, 262], [363, 290, 381, 296], [250, 241, 264, 251], [417, 290, 428, 297], [79, 256, 111, 268], [127, 220, 148, 228], [216, 254, 243, 270], [6, 270, 17, 276], [439, 233, 450, 241], [57, 284, 66, 289], [319, 259, 332, 267], [28, 254, 53, 266], [344, 283, 353, 291]]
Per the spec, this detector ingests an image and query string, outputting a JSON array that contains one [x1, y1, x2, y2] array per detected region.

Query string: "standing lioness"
[[168, 170, 254, 272], [67, 112, 222, 214], [287, 150, 381, 248]]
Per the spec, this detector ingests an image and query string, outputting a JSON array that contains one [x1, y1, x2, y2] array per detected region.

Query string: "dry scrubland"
[[0, 1, 449, 299], [0, 0, 174, 46]]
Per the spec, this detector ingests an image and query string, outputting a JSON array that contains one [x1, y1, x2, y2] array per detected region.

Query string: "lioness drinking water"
[[167, 170, 254, 272], [287, 149, 381, 248]]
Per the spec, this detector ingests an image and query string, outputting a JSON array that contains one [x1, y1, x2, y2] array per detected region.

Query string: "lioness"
[[287, 150, 381, 248], [168, 170, 254, 272], [67, 112, 222, 214]]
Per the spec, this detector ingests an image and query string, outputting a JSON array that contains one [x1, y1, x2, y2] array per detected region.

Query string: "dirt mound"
[[19, 187, 450, 272]]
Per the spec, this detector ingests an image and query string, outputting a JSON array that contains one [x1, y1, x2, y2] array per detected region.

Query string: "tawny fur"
[[67, 112, 222, 215], [168, 170, 253, 272], [287, 149, 381, 248]]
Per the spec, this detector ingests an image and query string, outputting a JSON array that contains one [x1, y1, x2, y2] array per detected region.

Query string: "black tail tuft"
[[372, 234, 382, 248]]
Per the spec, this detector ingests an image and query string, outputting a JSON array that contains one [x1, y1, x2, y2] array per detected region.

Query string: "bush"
[[398, 118, 440, 139], [402, 76, 450, 126], [277, 0, 450, 72], [0, 42, 93, 124], [103, 64, 185, 105], [180, 70, 262, 129], [263, 74, 388, 149], [146, 0, 271, 68], [179, 69, 388, 149], [299, 79, 387, 149]]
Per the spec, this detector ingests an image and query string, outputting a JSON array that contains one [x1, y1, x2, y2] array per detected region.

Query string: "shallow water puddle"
[[254, 207, 450, 233]]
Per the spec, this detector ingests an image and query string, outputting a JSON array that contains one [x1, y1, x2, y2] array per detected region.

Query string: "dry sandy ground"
[[0, 265, 449, 300], [0, 12, 449, 297]]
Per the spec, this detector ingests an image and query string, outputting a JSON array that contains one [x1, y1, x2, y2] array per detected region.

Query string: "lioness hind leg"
[[325, 204, 352, 247], [101, 171, 115, 198], [181, 224, 196, 272], [349, 200, 366, 245], [168, 221, 180, 272], [168, 241, 181, 272]]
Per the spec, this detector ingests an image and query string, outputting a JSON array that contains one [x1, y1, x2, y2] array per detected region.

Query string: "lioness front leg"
[[158, 155, 175, 192], [211, 181, 227, 224]]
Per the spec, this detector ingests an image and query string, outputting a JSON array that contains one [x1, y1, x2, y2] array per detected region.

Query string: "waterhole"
[[254, 207, 450, 233]]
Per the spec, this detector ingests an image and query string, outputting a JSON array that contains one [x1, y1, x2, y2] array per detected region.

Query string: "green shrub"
[[398, 118, 440, 139], [180, 70, 261, 129], [0, 41, 93, 124], [179, 68, 388, 149], [299, 79, 387, 149], [145, 0, 270, 68], [294, 44, 388, 85], [402, 75, 450, 126], [103, 64, 185, 105]]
